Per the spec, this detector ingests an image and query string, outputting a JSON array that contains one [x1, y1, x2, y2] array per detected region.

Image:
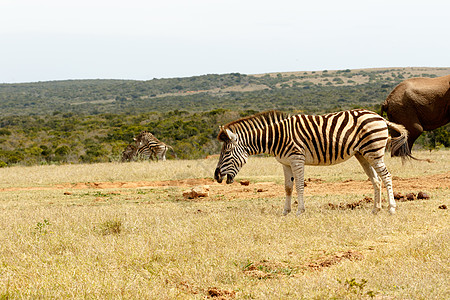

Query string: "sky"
[[1, 0, 449, 83]]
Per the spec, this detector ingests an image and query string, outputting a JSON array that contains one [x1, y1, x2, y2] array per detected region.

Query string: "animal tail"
[[385, 121, 419, 162], [167, 145, 178, 159], [380, 101, 388, 118]]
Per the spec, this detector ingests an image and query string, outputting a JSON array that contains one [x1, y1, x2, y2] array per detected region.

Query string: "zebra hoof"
[[389, 207, 396, 215], [372, 207, 381, 215], [282, 209, 291, 216], [296, 209, 305, 216]]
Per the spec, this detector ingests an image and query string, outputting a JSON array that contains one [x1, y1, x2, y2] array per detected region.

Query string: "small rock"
[[417, 191, 430, 200], [240, 180, 250, 186], [182, 185, 209, 199], [438, 204, 447, 209], [256, 188, 264, 192], [64, 192, 72, 195], [393, 192, 403, 200], [405, 193, 416, 201]]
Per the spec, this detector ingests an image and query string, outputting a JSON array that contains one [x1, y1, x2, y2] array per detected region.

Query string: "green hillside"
[[1, 67, 449, 116], [0, 67, 448, 166]]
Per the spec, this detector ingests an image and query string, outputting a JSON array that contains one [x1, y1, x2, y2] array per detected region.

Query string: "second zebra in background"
[[121, 131, 175, 162], [133, 131, 174, 161]]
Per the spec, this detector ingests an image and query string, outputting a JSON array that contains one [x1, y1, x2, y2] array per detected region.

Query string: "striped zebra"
[[121, 143, 137, 162], [133, 131, 173, 161], [214, 109, 411, 215]]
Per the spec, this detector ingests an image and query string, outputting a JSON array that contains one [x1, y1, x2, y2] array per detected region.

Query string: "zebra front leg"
[[290, 157, 306, 215], [282, 165, 294, 215]]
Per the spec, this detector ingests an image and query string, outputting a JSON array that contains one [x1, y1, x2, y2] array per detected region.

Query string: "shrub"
[[97, 219, 123, 235]]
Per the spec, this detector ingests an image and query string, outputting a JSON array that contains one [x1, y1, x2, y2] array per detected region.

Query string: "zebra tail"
[[385, 121, 417, 162], [168, 145, 178, 158]]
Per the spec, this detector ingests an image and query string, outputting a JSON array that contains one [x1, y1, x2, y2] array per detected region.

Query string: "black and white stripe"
[[214, 109, 410, 215], [133, 131, 173, 161], [121, 143, 137, 162]]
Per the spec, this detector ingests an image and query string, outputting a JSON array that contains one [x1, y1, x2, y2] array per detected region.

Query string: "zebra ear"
[[225, 129, 238, 143], [218, 127, 229, 142]]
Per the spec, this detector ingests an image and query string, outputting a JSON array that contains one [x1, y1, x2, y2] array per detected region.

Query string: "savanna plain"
[[0, 150, 449, 299]]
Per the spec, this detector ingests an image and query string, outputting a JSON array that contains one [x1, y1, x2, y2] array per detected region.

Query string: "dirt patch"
[[243, 250, 363, 279], [1, 173, 448, 203], [207, 287, 236, 299], [243, 260, 298, 279], [325, 189, 435, 210], [0, 178, 214, 192], [176, 281, 200, 295], [307, 250, 363, 271], [175, 281, 236, 299], [326, 196, 374, 210]]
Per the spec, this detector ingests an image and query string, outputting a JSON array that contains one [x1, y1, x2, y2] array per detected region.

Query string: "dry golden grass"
[[0, 149, 446, 188], [0, 150, 449, 299]]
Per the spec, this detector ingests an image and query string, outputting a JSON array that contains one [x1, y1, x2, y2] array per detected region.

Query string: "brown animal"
[[381, 75, 450, 156]]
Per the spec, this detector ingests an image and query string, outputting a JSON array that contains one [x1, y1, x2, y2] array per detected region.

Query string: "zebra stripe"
[[121, 143, 137, 162], [133, 131, 173, 161], [214, 109, 410, 215]]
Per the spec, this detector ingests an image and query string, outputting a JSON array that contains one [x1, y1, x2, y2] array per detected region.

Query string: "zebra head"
[[133, 134, 145, 149], [214, 126, 249, 184], [121, 144, 137, 162]]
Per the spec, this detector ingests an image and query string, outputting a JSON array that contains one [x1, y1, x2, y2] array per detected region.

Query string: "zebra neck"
[[239, 123, 287, 156]]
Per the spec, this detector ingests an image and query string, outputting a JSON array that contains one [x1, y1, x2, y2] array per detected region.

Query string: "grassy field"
[[0, 150, 449, 299]]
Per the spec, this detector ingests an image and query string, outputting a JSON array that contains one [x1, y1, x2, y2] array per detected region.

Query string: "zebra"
[[214, 109, 411, 215], [121, 143, 137, 162], [133, 131, 174, 161]]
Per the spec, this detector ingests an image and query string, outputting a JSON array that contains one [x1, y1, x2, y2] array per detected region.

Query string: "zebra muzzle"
[[214, 168, 234, 184], [214, 168, 224, 183]]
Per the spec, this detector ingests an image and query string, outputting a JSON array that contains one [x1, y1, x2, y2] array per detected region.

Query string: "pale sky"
[[1, 0, 449, 83]]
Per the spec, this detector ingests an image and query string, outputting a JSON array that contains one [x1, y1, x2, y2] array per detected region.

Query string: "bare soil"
[[1, 173, 448, 202]]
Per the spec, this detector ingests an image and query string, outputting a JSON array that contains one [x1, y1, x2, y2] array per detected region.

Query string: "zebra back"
[[218, 111, 290, 141]]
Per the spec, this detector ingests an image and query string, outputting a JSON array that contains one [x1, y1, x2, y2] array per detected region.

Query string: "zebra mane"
[[219, 110, 290, 141]]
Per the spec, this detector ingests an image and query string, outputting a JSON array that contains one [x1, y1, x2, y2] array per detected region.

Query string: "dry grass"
[[0, 149, 446, 188], [0, 150, 449, 299]]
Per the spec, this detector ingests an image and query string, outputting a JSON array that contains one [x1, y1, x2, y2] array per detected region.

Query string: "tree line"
[[0, 68, 448, 167], [0, 108, 448, 167], [0, 68, 441, 116]]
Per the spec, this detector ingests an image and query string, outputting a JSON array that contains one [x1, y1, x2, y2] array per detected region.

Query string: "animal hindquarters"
[[157, 145, 168, 161]]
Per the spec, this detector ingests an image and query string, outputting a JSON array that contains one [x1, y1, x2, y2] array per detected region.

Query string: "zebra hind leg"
[[160, 147, 168, 161], [370, 158, 396, 214], [355, 153, 382, 214]]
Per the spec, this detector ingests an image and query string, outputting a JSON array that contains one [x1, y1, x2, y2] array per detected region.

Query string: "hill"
[[1, 67, 449, 116], [0, 67, 448, 166]]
